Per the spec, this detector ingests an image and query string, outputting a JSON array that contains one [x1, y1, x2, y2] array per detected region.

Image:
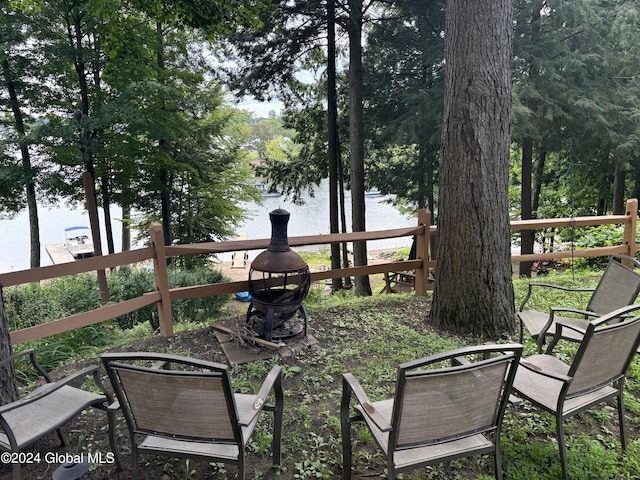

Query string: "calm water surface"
[[0, 181, 415, 273]]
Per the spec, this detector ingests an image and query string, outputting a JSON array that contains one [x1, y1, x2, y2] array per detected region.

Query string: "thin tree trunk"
[[338, 156, 352, 289], [327, 0, 343, 291], [122, 204, 131, 251], [613, 161, 626, 215], [520, 137, 534, 277], [2, 59, 40, 268], [101, 175, 115, 254], [348, 0, 371, 296]]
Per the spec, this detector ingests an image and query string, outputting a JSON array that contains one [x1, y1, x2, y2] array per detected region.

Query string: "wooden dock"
[[231, 233, 249, 269], [45, 243, 75, 264]]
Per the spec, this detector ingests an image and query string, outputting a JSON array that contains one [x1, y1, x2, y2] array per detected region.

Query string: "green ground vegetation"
[[5, 261, 640, 479]]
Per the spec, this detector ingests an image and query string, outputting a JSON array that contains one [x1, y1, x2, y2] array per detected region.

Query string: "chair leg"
[[55, 428, 68, 447], [617, 388, 628, 450], [238, 450, 245, 480], [272, 376, 284, 467], [107, 408, 123, 471], [556, 415, 569, 480], [340, 416, 352, 480], [387, 456, 395, 480], [131, 444, 139, 480], [12, 462, 20, 480], [341, 380, 353, 480], [494, 441, 503, 480]]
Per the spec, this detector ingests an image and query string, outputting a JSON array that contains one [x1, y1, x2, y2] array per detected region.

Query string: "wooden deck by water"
[[45, 243, 75, 264]]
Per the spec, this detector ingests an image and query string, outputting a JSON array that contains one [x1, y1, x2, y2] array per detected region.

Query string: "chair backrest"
[[389, 345, 521, 451], [567, 315, 640, 397], [103, 353, 240, 443], [587, 255, 640, 315]]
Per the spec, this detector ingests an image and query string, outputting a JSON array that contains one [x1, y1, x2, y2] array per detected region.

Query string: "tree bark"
[[122, 204, 131, 251], [347, 0, 371, 296], [432, 0, 515, 338], [327, 0, 344, 291], [0, 287, 18, 404]]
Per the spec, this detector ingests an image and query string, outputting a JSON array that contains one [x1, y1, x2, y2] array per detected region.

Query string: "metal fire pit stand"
[[246, 298, 308, 343], [246, 208, 310, 343]]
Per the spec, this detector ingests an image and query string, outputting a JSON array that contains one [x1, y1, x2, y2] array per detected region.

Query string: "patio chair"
[[511, 304, 640, 480], [381, 237, 428, 293], [340, 343, 523, 480], [101, 352, 283, 480], [518, 253, 640, 352], [0, 349, 121, 480]]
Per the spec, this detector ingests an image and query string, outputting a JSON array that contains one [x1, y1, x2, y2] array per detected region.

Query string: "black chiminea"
[[246, 209, 310, 342]]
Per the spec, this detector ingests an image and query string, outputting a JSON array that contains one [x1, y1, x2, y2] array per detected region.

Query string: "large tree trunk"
[[431, 0, 515, 338], [347, 0, 371, 296]]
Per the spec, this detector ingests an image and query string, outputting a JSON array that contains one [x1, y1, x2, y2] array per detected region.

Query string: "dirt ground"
[[0, 253, 423, 480]]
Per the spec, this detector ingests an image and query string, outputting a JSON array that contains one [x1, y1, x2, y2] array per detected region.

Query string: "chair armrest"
[[341, 373, 392, 432], [237, 365, 282, 427], [519, 359, 572, 383], [549, 307, 599, 319], [536, 308, 598, 341], [518, 282, 594, 311], [544, 319, 590, 354], [254, 365, 282, 410], [590, 304, 640, 327], [0, 349, 52, 383], [0, 364, 105, 414]]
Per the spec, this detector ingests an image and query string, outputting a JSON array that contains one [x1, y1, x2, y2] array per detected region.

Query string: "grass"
[[9, 265, 640, 479]]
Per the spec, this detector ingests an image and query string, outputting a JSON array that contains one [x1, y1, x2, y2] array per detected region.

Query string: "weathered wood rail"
[[1, 199, 637, 345]]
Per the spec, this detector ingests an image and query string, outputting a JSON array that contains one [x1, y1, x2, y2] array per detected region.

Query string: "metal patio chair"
[[518, 253, 640, 352], [511, 304, 640, 480], [0, 349, 120, 480], [340, 343, 523, 480], [381, 238, 417, 294], [101, 352, 283, 480]]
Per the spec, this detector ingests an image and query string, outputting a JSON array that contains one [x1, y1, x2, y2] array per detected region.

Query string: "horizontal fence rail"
[[1, 199, 637, 345]]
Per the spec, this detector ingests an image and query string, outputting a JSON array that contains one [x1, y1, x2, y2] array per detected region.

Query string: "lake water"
[[0, 180, 416, 273]]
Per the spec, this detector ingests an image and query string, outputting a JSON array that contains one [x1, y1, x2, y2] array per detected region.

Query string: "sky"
[[235, 97, 284, 118]]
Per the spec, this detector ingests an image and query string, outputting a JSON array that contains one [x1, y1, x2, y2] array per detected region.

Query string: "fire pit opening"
[[246, 208, 310, 342]]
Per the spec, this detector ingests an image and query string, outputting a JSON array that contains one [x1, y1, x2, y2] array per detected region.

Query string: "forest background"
[[1, 0, 639, 283]]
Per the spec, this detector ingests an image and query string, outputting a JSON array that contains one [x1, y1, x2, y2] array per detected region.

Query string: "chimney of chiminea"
[[250, 208, 308, 273]]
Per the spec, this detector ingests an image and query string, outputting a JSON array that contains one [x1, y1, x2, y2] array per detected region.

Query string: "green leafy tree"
[[362, 0, 445, 214]]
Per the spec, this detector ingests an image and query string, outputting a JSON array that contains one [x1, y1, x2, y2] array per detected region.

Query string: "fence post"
[[414, 209, 431, 296], [624, 198, 638, 260], [150, 222, 173, 336]]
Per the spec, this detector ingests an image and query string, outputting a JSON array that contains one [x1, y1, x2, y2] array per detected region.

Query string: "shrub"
[[107, 265, 229, 330], [4, 273, 102, 330]]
